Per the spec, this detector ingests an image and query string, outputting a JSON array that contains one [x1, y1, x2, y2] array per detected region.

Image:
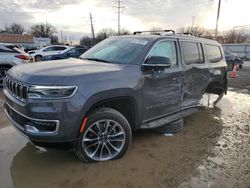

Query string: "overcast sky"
[[1, 0, 250, 41]]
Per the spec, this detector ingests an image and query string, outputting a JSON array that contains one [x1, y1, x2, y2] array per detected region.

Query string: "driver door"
[[141, 39, 182, 122]]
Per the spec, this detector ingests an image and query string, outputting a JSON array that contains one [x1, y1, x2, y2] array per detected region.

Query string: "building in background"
[[0, 34, 51, 51]]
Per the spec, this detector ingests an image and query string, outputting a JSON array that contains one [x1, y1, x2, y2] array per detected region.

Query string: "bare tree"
[[150, 27, 163, 35], [80, 36, 93, 48], [119, 29, 131, 35], [95, 28, 117, 43], [30, 23, 56, 38], [222, 29, 248, 43], [50, 35, 59, 45], [178, 26, 213, 39], [5, 23, 25, 34]]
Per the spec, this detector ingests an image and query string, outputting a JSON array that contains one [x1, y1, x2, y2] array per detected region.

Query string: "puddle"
[[0, 91, 249, 188]]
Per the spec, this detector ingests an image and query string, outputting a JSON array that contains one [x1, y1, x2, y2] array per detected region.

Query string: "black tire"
[[0, 66, 10, 88], [239, 64, 243, 69], [35, 55, 43, 62], [75, 108, 132, 163]]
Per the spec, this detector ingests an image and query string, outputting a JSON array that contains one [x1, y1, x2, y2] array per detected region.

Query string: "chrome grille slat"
[[20, 85, 23, 98], [5, 78, 29, 102]]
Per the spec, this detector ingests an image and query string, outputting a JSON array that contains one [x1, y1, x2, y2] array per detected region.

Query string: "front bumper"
[[3, 88, 86, 144]]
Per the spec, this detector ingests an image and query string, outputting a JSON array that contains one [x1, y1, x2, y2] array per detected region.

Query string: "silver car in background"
[[0, 42, 30, 87]]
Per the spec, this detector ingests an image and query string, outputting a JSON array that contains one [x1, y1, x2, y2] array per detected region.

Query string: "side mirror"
[[142, 56, 171, 71]]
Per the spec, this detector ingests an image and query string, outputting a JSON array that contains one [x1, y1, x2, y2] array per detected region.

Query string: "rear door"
[[141, 39, 182, 122], [180, 41, 210, 108]]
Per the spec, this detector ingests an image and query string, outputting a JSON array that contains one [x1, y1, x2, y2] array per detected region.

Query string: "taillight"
[[15, 54, 30, 60]]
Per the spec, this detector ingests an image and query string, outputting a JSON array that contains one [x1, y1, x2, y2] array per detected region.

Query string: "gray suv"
[[3, 31, 227, 162]]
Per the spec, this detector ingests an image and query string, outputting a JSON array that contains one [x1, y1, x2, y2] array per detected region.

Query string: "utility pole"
[[114, 0, 124, 35], [89, 13, 95, 41], [191, 16, 195, 30], [60, 30, 63, 44], [215, 0, 221, 40]]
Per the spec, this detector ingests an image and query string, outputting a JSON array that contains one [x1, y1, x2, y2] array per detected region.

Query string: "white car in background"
[[0, 42, 30, 87], [28, 45, 70, 62]]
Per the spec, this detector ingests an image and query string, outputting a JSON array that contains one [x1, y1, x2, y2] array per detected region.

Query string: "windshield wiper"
[[81, 57, 111, 63]]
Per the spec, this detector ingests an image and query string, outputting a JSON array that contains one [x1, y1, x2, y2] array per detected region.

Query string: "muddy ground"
[[0, 63, 249, 188]]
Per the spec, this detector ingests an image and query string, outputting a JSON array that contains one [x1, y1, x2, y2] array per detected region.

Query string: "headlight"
[[28, 86, 77, 99]]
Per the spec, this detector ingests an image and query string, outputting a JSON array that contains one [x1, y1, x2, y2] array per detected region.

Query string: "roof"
[[116, 34, 219, 45], [0, 34, 34, 43]]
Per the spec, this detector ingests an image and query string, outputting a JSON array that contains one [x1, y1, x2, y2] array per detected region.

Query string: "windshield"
[[80, 37, 150, 64]]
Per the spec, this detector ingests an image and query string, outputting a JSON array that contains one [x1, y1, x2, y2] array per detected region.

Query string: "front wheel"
[[0, 67, 10, 88], [75, 108, 132, 163]]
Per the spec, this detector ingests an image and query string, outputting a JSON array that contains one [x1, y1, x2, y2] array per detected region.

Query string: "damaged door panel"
[[180, 41, 210, 108], [205, 44, 228, 105]]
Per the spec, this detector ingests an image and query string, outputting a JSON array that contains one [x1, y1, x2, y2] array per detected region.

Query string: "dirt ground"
[[0, 63, 249, 188]]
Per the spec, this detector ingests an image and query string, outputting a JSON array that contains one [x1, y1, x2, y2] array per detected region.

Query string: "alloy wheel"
[[82, 119, 126, 161]]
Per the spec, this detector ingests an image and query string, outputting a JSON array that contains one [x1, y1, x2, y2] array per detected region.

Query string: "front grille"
[[5, 78, 29, 101]]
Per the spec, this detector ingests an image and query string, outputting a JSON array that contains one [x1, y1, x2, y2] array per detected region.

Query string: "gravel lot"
[[0, 63, 249, 188]]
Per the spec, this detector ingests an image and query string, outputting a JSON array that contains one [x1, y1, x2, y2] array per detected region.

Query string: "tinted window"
[[205, 45, 222, 63], [181, 42, 204, 65], [78, 48, 86, 54], [67, 48, 77, 54], [43, 47, 54, 52], [148, 41, 177, 65], [54, 46, 66, 51]]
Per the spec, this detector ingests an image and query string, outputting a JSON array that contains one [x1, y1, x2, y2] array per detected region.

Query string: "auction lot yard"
[[0, 64, 250, 188]]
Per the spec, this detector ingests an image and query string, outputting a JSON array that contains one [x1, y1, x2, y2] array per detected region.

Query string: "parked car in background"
[[28, 45, 70, 62], [224, 50, 244, 70], [0, 42, 30, 87], [43, 46, 87, 61]]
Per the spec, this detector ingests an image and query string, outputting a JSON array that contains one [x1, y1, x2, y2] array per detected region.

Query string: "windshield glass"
[[80, 37, 150, 64]]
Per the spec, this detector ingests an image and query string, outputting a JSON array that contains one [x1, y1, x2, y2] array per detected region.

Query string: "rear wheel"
[[0, 67, 10, 88], [35, 55, 43, 62], [75, 108, 132, 163]]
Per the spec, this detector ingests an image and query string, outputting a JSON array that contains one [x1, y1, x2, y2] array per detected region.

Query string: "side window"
[[55, 47, 66, 51], [181, 42, 204, 65], [205, 45, 222, 63], [43, 47, 54, 52], [67, 49, 77, 54], [148, 41, 177, 66]]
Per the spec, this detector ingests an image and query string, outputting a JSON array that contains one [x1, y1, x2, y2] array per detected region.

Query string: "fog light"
[[25, 120, 58, 135]]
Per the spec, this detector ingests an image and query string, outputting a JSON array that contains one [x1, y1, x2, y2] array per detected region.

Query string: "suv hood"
[[8, 58, 128, 85]]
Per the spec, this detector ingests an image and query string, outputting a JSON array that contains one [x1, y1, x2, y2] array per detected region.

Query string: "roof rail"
[[133, 30, 175, 35]]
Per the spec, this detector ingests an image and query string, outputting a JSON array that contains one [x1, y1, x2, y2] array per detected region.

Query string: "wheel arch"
[[82, 95, 140, 131]]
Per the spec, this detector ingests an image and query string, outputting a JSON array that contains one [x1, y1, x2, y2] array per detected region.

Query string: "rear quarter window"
[[205, 44, 222, 63], [181, 41, 204, 65]]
